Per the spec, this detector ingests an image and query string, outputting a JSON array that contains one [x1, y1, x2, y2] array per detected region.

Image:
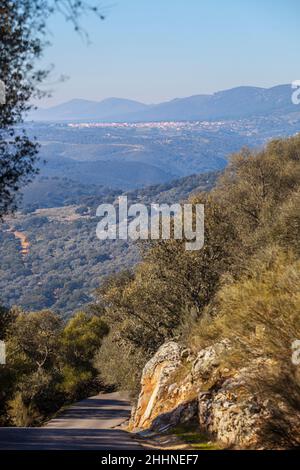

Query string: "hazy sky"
[[40, 0, 300, 107]]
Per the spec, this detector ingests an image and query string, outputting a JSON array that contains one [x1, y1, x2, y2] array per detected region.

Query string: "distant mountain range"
[[31, 98, 148, 122], [30, 85, 298, 122]]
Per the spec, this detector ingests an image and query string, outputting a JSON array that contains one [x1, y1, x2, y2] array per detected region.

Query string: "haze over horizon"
[[37, 82, 291, 110], [38, 0, 300, 107]]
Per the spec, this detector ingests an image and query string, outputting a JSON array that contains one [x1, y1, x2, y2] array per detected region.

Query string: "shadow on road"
[[0, 393, 142, 450], [0, 427, 141, 450]]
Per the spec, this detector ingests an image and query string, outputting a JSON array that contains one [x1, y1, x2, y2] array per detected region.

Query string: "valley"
[[2, 101, 300, 315], [24, 110, 300, 190], [0, 172, 216, 315]]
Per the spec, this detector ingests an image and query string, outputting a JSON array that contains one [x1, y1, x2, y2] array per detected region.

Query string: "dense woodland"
[[0, 172, 217, 314], [1, 134, 299, 434]]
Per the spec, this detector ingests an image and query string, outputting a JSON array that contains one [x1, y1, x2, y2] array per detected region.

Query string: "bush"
[[8, 392, 40, 427], [94, 333, 147, 394], [0, 309, 109, 425], [193, 247, 300, 447]]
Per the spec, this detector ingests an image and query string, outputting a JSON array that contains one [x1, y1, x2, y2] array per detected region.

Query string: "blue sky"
[[40, 0, 300, 106]]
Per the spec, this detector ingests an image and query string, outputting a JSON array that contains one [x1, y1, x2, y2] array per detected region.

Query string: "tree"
[[60, 311, 108, 398], [0, 0, 104, 218], [61, 311, 108, 367], [0, 0, 43, 217], [0, 308, 108, 425], [8, 310, 62, 371]]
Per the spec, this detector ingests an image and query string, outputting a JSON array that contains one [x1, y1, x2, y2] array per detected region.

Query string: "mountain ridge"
[[31, 97, 148, 122], [29, 84, 297, 122]]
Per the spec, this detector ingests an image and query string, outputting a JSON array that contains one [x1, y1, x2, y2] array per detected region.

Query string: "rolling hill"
[[31, 97, 148, 122]]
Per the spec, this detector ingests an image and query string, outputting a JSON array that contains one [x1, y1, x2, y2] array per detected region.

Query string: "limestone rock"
[[192, 339, 230, 382], [130, 340, 299, 448], [130, 341, 184, 430], [198, 370, 270, 448]]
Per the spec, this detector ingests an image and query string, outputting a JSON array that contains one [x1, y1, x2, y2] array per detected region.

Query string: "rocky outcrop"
[[130, 340, 230, 432], [130, 341, 298, 448], [130, 342, 188, 431], [192, 340, 230, 382], [198, 370, 271, 448]]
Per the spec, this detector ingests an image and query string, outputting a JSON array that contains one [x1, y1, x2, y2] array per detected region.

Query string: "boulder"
[[130, 340, 299, 448], [192, 339, 230, 382], [198, 370, 271, 448], [130, 341, 184, 430]]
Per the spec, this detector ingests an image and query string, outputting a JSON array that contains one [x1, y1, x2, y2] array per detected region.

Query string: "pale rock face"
[[198, 371, 270, 448], [130, 340, 299, 448], [130, 341, 184, 430], [130, 340, 231, 431], [191, 339, 230, 382], [0, 80, 5, 105]]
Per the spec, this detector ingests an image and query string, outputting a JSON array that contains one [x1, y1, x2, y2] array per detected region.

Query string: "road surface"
[[0, 392, 143, 450]]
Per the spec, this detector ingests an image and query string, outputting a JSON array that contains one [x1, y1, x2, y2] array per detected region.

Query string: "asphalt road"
[[0, 392, 143, 450]]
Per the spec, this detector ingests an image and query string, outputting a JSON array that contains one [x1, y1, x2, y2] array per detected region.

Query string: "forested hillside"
[[1, 134, 299, 448], [0, 172, 217, 314], [95, 134, 299, 390], [94, 134, 300, 447]]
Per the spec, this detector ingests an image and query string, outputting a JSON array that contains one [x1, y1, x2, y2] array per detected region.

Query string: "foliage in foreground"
[[0, 0, 104, 217], [0, 309, 108, 426], [93, 134, 300, 413]]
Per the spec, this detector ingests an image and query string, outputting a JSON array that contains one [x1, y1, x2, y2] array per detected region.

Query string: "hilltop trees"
[[1, 132, 299, 434], [9, 310, 62, 371]]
